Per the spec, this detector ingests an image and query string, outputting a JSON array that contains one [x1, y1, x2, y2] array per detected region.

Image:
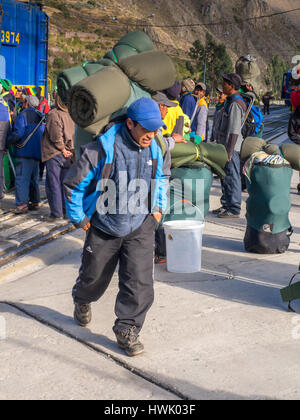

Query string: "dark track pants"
[[73, 215, 157, 333], [0, 151, 4, 199], [45, 154, 72, 218], [220, 151, 242, 215]]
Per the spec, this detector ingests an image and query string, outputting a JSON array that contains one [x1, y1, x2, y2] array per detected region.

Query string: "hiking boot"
[[45, 215, 64, 223], [212, 207, 226, 215], [113, 325, 144, 357], [218, 210, 240, 219], [74, 303, 92, 327]]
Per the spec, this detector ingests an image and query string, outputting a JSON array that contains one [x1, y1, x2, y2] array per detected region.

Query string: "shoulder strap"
[[15, 114, 46, 149], [154, 134, 167, 158]]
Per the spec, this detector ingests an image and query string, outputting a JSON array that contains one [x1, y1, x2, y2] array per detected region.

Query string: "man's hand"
[[82, 222, 91, 231], [62, 148, 73, 159], [152, 212, 162, 224], [172, 134, 187, 144]]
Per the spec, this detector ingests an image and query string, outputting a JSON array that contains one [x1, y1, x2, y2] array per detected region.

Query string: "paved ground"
[[0, 106, 300, 400]]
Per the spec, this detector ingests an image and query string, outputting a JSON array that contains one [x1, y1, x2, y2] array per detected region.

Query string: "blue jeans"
[[221, 151, 241, 215], [15, 157, 40, 206]]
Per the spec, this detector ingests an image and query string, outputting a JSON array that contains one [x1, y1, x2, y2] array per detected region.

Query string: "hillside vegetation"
[[42, 0, 300, 94]]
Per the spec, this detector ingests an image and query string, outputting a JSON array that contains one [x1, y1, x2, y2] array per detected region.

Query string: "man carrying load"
[[64, 98, 168, 357]]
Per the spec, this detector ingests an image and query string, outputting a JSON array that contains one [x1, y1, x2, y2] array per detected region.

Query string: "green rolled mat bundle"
[[118, 51, 176, 94], [57, 66, 90, 105], [170, 142, 228, 179], [68, 66, 131, 129], [58, 30, 154, 105], [241, 137, 300, 171], [104, 30, 154, 63], [240, 136, 266, 162]]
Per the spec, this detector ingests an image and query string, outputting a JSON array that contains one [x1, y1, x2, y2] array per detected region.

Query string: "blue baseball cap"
[[127, 98, 167, 131]]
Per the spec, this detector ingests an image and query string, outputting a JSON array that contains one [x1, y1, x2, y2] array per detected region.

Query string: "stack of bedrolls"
[[241, 137, 300, 254], [57, 30, 176, 153]]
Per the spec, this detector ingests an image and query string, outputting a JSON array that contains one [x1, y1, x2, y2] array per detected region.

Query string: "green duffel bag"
[[57, 66, 89, 105], [118, 51, 176, 94], [68, 66, 131, 128], [165, 164, 213, 222], [240, 136, 266, 162], [246, 163, 293, 234]]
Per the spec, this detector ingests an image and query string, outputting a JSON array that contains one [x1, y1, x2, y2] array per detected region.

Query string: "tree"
[[265, 55, 289, 97], [189, 33, 233, 92]]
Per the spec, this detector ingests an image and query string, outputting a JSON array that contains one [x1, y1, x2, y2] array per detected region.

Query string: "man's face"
[[195, 88, 205, 99], [126, 119, 158, 148], [222, 79, 235, 95], [159, 104, 168, 120]]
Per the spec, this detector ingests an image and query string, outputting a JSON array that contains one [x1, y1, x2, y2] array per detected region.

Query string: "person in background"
[[213, 73, 247, 218], [0, 79, 16, 116], [262, 92, 273, 115], [35, 87, 50, 115], [15, 87, 26, 116], [288, 100, 300, 195], [180, 78, 196, 120], [163, 81, 185, 137], [7, 95, 45, 214], [191, 82, 208, 142], [0, 95, 11, 212], [210, 88, 227, 143], [41, 94, 75, 222]]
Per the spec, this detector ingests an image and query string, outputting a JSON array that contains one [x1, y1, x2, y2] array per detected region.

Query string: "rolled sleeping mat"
[[198, 143, 228, 172], [68, 66, 131, 128], [281, 144, 300, 171], [240, 136, 266, 162], [104, 30, 154, 63], [110, 81, 152, 121], [83, 62, 105, 76], [118, 51, 176, 94], [57, 66, 89, 105], [171, 142, 200, 168]]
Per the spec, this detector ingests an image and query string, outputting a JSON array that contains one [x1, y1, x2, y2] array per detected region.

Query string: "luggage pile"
[[57, 30, 176, 152], [241, 137, 300, 254]]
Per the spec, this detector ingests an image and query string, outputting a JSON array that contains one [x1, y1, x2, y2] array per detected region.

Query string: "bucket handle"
[[159, 199, 204, 227]]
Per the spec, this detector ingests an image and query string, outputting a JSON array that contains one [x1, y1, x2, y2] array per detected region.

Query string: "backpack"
[[230, 93, 264, 139]]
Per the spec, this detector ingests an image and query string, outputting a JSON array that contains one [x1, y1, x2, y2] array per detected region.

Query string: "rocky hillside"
[[42, 0, 300, 90]]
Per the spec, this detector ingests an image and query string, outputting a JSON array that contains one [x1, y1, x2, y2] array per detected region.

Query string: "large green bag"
[[164, 164, 213, 222], [246, 164, 293, 234]]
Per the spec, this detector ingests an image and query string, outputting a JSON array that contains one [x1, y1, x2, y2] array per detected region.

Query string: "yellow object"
[[163, 100, 185, 136]]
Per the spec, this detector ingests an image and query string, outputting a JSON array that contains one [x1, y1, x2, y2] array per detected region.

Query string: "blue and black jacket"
[[7, 108, 45, 160], [63, 123, 168, 237]]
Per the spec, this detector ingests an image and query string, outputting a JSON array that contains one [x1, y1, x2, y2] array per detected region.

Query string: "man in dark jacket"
[[262, 92, 273, 115], [64, 98, 168, 357], [7, 95, 45, 213], [288, 105, 300, 194]]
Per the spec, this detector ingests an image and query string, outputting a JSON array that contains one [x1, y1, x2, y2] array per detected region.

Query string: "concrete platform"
[[0, 167, 299, 400]]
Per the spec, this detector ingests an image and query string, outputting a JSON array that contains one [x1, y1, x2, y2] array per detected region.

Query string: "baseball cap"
[[182, 78, 195, 93], [222, 73, 242, 90], [25, 95, 40, 108], [195, 82, 207, 92], [164, 80, 181, 100], [127, 98, 167, 131], [152, 92, 177, 107]]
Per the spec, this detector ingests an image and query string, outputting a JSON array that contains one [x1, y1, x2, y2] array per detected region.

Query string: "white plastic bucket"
[[163, 220, 205, 273]]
